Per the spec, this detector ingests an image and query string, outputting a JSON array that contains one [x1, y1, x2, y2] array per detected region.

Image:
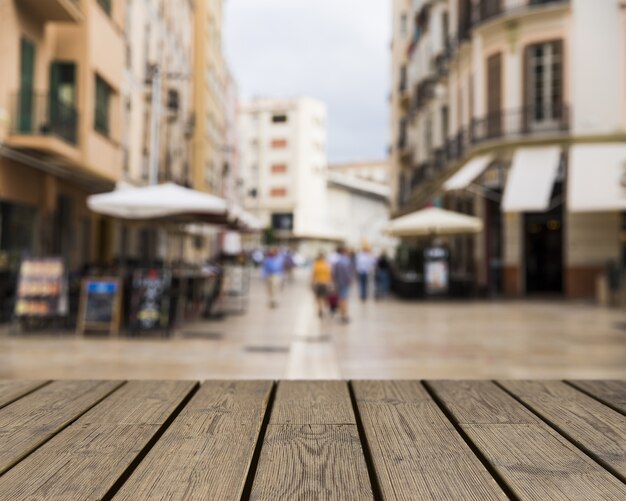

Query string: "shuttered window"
[[486, 52, 502, 138], [94, 75, 113, 136]]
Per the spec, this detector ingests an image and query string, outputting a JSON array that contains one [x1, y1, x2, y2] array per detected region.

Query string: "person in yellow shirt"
[[311, 252, 332, 318]]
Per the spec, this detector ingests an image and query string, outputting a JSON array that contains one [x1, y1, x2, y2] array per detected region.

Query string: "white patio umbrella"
[[87, 182, 228, 220], [386, 207, 483, 237]]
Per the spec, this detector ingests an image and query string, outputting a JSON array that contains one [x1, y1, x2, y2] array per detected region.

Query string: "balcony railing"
[[475, 0, 568, 27], [10, 92, 79, 145], [397, 104, 570, 208]]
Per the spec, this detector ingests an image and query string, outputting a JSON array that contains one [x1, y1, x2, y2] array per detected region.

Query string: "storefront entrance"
[[524, 205, 563, 294]]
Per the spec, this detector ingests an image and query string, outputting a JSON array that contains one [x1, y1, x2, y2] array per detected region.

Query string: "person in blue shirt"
[[262, 247, 283, 308]]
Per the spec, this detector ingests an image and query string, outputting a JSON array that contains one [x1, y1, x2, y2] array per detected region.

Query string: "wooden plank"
[[353, 381, 507, 500], [251, 381, 373, 500], [568, 380, 626, 414], [0, 380, 195, 500], [0, 380, 48, 409], [269, 380, 356, 425], [499, 380, 626, 479], [114, 381, 273, 501], [0, 380, 122, 475], [428, 380, 626, 500]]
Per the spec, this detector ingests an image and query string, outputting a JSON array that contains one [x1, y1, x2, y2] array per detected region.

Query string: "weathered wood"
[[568, 380, 626, 414], [114, 381, 272, 501], [0, 380, 48, 409], [0, 380, 122, 475], [428, 380, 626, 500], [499, 380, 626, 479], [0, 380, 195, 500], [269, 380, 356, 424], [353, 380, 507, 500], [251, 381, 373, 500]]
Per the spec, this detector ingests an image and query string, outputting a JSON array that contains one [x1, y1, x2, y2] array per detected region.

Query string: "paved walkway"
[[1, 269, 625, 380]]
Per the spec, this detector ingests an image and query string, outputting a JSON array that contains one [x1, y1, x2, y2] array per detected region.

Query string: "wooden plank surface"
[[0, 380, 195, 500], [568, 380, 626, 414], [0, 380, 48, 409], [428, 380, 626, 500], [250, 381, 373, 500], [0, 380, 122, 475], [114, 381, 273, 501], [499, 380, 626, 480], [352, 380, 507, 500]]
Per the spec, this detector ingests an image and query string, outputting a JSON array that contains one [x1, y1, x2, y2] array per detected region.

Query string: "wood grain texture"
[[268, 380, 356, 424], [0, 380, 48, 409], [353, 380, 507, 500], [251, 381, 373, 500], [0, 380, 122, 474], [499, 380, 626, 479], [114, 380, 272, 501], [0, 380, 195, 500], [568, 380, 626, 414], [428, 380, 626, 500]]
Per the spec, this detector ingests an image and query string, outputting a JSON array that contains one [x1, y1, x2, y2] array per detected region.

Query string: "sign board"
[[130, 269, 171, 332], [15, 257, 68, 317], [424, 246, 450, 295], [77, 278, 121, 336]]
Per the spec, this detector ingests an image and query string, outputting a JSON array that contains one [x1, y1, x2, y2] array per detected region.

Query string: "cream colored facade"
[[391, 0, 626, 299], [192, 0, 227, 195], [0, 0, 126, 273]]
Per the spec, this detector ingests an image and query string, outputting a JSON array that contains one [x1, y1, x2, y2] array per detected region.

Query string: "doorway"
[[524, 204, 563, 294]]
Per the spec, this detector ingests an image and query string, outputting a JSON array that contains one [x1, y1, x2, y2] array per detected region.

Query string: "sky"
[[224, 0, 391, 164]]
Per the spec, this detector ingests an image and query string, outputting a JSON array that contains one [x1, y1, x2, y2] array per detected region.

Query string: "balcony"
[[397, 104, 570, 208], [8, 92, 80, 161], [17, 0, 82, 23], [474, 0, 569, 28]]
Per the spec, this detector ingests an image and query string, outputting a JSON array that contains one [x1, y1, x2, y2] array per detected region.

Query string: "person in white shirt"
[[355, 244, 375, 301]]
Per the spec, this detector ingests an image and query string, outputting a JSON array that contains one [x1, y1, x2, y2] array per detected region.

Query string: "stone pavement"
[[1, 268, 625, 380]]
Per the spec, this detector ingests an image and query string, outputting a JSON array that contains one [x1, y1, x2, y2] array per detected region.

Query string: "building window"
[[94, 75, 113, 136], [400, 13, 408, 38], [272, 212, 293, 230], [271, 164, 287, 174], [271, 139, 288, 149], [270, 187, 287, 197], [97, 0, 112, 16], [524, 40, 564, 130], [272, 114, 288, 123]]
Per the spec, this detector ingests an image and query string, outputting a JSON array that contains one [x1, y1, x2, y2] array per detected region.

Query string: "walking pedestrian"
[[262, 247, 283, 308], [311, 252, 332, 318], [355, 244, 375, 301], [375, 251, 391, 300], [332, 247, 353, 323]]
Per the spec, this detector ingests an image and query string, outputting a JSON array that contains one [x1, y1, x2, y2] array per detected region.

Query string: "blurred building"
[[390, 0, 626, 299], [239, 97, 339, 254], [327, 161, 396, 252], [192, 0, 227, 196], [121, 0, 195, 262], [0, 0, 125, 279]]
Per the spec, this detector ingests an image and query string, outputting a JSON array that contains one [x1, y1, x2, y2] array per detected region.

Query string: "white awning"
[[87, 182, 228, 219], [386, 207, 483, 237], [444, 154, 494, 191], [568, 143, 626, 212], [502, 147, 561, 212]]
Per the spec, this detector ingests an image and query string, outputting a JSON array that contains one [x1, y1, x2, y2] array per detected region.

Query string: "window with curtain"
[[94, 75, 112, 136], [524, 40, 564, 130]]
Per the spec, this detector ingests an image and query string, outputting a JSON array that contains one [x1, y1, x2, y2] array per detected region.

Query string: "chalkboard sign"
[[130, 269, 171, 333], [77, 278, 121, 336]]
